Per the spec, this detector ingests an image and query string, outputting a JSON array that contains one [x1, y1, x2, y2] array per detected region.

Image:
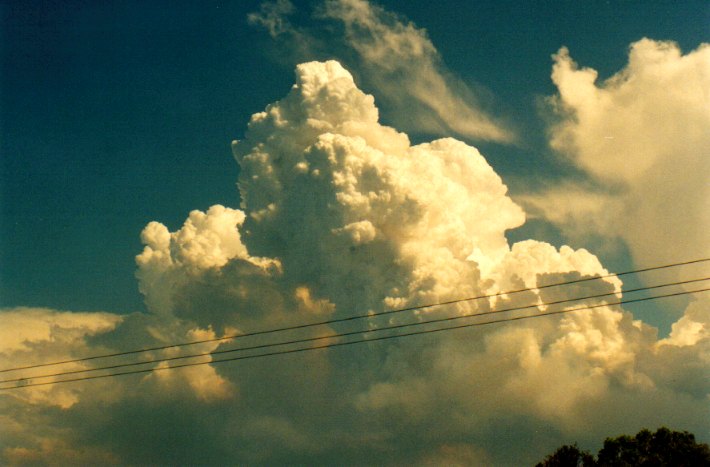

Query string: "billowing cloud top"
[[2, 58, 709, 466], [231, 60, 525, 310]]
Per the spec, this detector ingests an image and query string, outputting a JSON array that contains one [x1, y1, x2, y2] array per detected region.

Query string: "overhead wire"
[[3, 287, 707, 390], [1, 275, 707, 386], [2, 282, 707, 390], [1, 256, 707, 375]]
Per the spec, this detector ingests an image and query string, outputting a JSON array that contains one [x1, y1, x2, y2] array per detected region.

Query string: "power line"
[[2, 257, 707, 375], [4, 287, 706, 390], [2, 286, 707, 390], [2, 276, 707, 385]]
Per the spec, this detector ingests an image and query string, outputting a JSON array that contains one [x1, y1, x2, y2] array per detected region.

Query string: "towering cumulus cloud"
[[1, 60, 708, 465]]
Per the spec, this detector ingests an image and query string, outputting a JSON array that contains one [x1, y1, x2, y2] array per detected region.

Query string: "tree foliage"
[[536, 427, 710, 467]]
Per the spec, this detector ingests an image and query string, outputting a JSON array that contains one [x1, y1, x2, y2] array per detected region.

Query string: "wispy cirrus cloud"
[[248, 0, 517, 143]]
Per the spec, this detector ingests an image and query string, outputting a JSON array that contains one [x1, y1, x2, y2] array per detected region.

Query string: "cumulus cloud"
[[525, 39, 710, 275], [2, 59, 709, 465], [0, 307, 123, 408], [249, 0, 515, 142], [135, 204, 279, 316]]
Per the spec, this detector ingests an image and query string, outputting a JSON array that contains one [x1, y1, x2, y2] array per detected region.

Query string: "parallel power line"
[[1, 276, 707, 386], [1, 284, 707, 390], [2, 257, 707, 376]]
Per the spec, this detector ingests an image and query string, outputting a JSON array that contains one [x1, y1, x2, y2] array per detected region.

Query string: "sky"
[[1, 0, 709, 465]]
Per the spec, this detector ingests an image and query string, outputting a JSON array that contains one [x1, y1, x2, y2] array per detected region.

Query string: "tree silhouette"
[[536, 427, 710, 466], [535, 443, 595, 467]]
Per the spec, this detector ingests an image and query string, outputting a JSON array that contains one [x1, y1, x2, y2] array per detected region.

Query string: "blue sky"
[[2, 0, 706, 314], [1, 1, 709, 465]]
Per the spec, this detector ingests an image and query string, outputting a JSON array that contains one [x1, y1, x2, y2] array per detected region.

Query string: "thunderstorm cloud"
[[2, 57, 709, 465]]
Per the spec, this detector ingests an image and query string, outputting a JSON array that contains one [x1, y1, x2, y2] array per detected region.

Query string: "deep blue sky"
[[1, 0, 707, 314]]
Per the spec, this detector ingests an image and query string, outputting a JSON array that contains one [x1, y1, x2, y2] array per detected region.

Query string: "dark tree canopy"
[[535, 443, 595, 467], [536, 427, 710, 467]]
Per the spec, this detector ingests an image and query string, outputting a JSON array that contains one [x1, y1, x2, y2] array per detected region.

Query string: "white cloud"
[[137, 58, 710, 461], [135, 205, 279, 315], [660, 297, 710, 347], [0, 307, 122, 408], [526, 39, 710, 275], [322, 0, 515, 142], [0, 307, 122, 353], [3, 58, 709, 465], [249, 0, 515, 142], [231, 60, 525, 319]]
